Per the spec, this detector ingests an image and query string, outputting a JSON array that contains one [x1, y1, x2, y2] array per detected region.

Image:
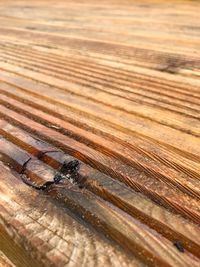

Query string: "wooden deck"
[[0, 1, 200, 266]]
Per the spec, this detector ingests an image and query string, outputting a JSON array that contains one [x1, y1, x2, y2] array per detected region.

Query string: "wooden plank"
[[0, 251, 15, 267], [1, 65, 200, 162], [0, 147, 199, 267], [1, 44, 199, 119], [1, 52, 200, 138], [1, 94, 200, 200], [1, 105, 200, 225], [0, 161, 138, 267], [1, 81, 200, 182], [0, 1, 200, 266], [1, 122, 200, 257]]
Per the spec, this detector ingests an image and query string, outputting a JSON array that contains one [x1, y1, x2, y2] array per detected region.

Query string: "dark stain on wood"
[[174, 241, 185, 253], [20, 159, 80, 190]]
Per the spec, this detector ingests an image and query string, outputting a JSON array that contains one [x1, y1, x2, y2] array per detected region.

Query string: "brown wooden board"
[[0, 0, 200, 266]]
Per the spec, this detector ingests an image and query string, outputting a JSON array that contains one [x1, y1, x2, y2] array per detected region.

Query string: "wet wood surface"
[[0, 0, 200, 266]]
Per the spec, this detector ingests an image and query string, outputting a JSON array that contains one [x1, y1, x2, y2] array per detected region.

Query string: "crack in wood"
[[20, 157, 32, 174], [20, 158, 81, 191]]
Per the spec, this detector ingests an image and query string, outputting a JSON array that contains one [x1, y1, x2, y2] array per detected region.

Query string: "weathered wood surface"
[[0, 250, 15, 267], [0, 0, 200, 266], [0, 162, 138, 267]]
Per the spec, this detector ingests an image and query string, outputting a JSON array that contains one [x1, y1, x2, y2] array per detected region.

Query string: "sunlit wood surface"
[[0, 1, 200, 266]]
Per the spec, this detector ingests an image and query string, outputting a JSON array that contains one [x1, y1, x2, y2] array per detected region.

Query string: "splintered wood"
[[0, 0, 200, 266]]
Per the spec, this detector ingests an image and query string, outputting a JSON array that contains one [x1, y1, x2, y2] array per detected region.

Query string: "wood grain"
[[0, 251, 15, 267], [0, 162, 138, 267], [0, 0, 200, 266]]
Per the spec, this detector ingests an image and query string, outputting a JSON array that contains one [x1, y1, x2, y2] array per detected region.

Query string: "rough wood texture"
[[0, 162, 138, 267], [0, 251, 15, 267], [0, 0, 200, 266]]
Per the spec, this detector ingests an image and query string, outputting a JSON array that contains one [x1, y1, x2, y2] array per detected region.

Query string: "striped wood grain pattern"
[[0, 1, 200, 266]]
